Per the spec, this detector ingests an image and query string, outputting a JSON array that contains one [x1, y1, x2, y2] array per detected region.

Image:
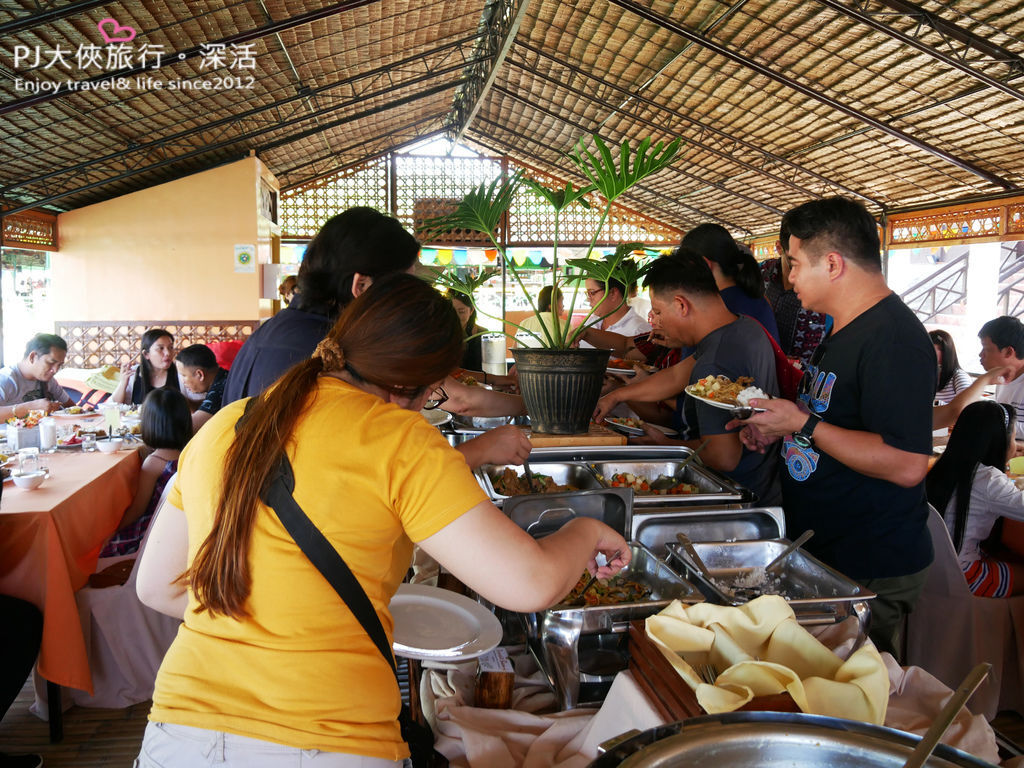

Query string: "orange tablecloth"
[[0, 448, 141, 694]]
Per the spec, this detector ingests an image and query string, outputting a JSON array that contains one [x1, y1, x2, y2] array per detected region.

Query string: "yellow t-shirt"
[[149, 378, 488, 759]]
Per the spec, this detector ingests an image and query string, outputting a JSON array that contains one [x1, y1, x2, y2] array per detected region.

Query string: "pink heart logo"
[[97, 18, 137, 44]]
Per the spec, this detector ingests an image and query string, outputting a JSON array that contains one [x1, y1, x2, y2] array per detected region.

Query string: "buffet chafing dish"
[[477, 446, 750, 508], [665, 538, 874, 631], [522, 542, 703, 710], [632, 506, 786, 556], [590, 712, 997, 768]]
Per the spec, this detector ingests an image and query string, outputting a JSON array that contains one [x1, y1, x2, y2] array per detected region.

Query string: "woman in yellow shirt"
[[135, 273, 629, 767]]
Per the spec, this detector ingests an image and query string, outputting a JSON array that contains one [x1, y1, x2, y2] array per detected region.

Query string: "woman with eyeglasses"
[[135, 273, 630, 767]]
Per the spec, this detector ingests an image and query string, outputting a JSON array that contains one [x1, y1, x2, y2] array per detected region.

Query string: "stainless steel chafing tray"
[[632, 506, 787, 557], [665, 539, 874, 631], [477, 446, 750, 507], [522, 541, 703, 710], [503, 488, 632, 539]]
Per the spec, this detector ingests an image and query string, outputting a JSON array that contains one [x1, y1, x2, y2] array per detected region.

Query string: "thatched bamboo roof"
[[1, 0, 1022, 237]]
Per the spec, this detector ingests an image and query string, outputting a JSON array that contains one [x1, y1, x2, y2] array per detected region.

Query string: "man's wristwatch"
[[792, 412, 821, 449]]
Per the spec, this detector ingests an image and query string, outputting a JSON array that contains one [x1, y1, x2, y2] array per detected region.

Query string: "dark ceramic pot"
[[511, 347, 610, 435]]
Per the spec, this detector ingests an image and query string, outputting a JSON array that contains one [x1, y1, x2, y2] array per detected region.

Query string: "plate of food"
[[606, 359, 656, 378], [53, 406, 98, 419], [604, 417, 678, 437], [420, 409, 453, 428], [685, 375, 769, 413], [604, 416, 645, 435]]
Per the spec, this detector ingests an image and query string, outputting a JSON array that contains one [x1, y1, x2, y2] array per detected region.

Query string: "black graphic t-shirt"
[[779, 293, 935, 580]]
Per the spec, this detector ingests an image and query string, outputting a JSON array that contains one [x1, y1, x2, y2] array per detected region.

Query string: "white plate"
[[606, 366, 637, 378], [604, 418, 678, 437], [604, 417, 644, 436], [932, 444, 946, 455], [684, 385, 742, 411], [420, 409, 453, 428], [52, 408, 99, 419], [390, 583, 502, 661]]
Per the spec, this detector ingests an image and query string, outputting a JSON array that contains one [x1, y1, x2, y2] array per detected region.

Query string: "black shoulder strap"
[[236, 397, 397, 675], [260, 455, 398, 676]]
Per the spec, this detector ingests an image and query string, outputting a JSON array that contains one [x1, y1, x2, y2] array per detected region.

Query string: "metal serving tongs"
[[579, 549, 623, 598]]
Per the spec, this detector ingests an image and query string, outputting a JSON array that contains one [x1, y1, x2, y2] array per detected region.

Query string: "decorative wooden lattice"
[[507, 163, 682, 247], [1, 209, 58, 252], [395, 154, 503, 240], [412, 197, 495, 246], [279, 158, 389, 240], [1009, 202, 1024, 237], [890, 205, 1004, 246], [279, 150, 684, 248], [54, 321, 257, 370]]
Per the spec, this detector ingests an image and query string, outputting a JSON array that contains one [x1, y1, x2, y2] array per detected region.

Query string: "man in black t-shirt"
[[739, 197, 935, 659], [175, 344, 228, 433]]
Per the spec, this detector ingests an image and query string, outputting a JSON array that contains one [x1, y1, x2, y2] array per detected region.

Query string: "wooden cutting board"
[[522, 423, 627, 447]]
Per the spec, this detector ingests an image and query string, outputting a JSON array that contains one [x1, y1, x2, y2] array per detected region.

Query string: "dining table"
[[0, 440, 141, 738]]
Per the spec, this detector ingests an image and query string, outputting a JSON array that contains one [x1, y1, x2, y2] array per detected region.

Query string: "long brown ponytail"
[[186, 273, 464, 618]]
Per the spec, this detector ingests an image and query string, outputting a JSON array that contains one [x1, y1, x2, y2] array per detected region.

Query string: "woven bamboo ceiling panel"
[[1, 0, 1023, 238]]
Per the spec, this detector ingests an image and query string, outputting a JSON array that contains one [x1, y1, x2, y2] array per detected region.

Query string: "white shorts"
[[135, 721, 408, 768]]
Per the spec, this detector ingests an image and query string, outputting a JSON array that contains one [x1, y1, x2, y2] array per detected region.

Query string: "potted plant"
[[428, 134, 681, 434]]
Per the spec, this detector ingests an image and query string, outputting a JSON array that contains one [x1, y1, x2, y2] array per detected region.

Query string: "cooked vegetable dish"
[[492, 467, 572, 495], [610, 472, 699, 496], [560, 570, 652, 606]]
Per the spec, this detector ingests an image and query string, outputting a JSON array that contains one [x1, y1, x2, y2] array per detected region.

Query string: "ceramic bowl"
[[13, 471, 47, 490], [96, 437, 124, 453]]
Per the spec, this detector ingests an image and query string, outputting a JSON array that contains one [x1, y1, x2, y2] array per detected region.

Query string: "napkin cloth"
[[646, 595, 890, 724]]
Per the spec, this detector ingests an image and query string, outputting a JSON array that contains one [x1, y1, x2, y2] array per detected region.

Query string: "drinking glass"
[[81, 433, 97, 452], [39, 417, 57, 453], [17, 447, 39, 474]]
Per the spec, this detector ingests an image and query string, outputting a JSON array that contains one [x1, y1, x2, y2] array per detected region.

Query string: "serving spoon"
[[765, 529, 815, 575]]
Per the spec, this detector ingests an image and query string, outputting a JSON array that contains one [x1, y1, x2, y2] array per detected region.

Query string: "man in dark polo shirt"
[[175, 344, 228, 433], [740, 197, 935, 658]]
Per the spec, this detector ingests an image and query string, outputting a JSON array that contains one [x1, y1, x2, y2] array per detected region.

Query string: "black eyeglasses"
[[422, 387, 449, 411]]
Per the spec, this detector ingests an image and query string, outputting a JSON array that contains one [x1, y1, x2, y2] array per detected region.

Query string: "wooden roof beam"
[[818, 0, 1024, 102], [1, 78, 464, 217], [607, 0, 1016, 191], [868, 0, 1024, 75], [2, 38, 480, 197], [0, 0, 383, 118], [446, 0, 532, 147], [515, 41, 883, 209], [491, 83, 785, 219], [0, 0, 110, 36]]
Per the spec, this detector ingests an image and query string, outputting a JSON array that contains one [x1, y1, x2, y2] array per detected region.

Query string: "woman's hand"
[[455, 425, 531, 468], [593, 391, 622, 424]]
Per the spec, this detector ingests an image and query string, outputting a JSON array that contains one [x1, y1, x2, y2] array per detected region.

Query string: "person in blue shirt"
[[681, 223, 781, 345]]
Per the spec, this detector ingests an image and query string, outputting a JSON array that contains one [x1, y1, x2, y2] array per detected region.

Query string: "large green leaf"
[[569, 134, 683, 203], [521, 177, 594, 213]]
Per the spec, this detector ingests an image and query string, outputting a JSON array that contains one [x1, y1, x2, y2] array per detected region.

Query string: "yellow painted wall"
[[53, 157, 279, 322]]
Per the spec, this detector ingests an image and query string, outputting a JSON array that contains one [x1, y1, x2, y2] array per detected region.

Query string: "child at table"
[[926, 400, 1024, 596], [99, 389, 192, 558]]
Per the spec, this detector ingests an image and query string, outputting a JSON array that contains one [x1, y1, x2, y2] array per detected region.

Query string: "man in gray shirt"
[[0, 333, 76, 420], [595, 250, 781, 504]]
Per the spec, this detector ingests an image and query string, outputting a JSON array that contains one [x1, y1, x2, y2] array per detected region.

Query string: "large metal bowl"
[[590, 712, 997, 767]]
